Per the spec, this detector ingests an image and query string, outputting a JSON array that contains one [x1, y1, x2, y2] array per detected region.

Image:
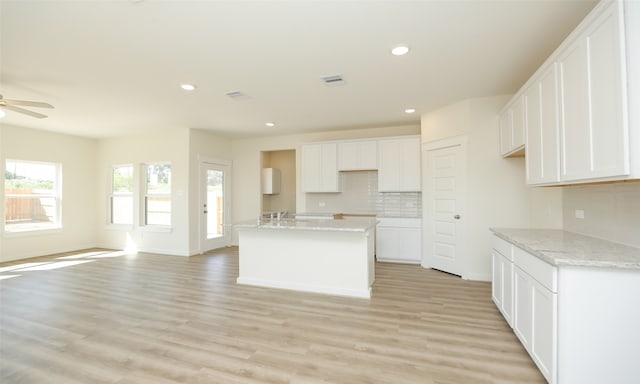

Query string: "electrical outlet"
[[575, 209, 585, 219], [319, 201, 326, 207]]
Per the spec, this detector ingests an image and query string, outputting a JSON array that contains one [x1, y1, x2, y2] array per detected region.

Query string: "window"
[[110, 165, 133, 225], [4, 160, 61, 233], [144, 163, 171, 226]]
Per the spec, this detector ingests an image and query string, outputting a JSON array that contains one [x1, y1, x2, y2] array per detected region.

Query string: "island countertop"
[[491, 228, 640, 270], [235, 218, 378, 233]]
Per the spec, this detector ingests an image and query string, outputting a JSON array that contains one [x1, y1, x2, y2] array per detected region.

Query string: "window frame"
[[108, 164, 134, 227], [4, 159, 63, 235], [142, 162, 172, 229]]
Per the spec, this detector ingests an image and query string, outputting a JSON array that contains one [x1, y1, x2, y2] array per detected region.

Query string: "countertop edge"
[[490, 228, 640, 270]]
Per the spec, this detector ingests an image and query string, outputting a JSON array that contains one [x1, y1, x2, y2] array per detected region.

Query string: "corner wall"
[[0, 125, 98, 262], [421, 96, 563, 280]]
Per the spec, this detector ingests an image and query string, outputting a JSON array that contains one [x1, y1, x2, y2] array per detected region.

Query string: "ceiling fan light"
[[0, 109, 5, 119]]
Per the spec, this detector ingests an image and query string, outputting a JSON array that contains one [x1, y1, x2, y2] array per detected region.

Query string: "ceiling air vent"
[[320, 74, 346, 86], [225, 90, 251, 100]]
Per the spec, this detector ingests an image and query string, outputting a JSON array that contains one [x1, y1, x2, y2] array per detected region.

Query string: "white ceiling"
[[0, 0, 597, 139]]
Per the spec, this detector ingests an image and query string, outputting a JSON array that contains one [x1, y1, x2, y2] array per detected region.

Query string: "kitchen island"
[[235, 218, 377, 298]]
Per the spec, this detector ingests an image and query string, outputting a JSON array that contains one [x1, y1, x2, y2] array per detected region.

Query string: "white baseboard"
[[463, 272, 492, 282], [1, 242, 98, 263]]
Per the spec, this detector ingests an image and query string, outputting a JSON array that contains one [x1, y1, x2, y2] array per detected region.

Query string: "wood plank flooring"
[[0, 247, 545, 383]]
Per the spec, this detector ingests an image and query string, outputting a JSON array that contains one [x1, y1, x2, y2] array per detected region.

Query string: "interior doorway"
[[261, 150, 296, 218]]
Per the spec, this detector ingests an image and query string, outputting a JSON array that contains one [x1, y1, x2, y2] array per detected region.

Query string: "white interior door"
[[201, 161, 231, 252], [422, 137, 466, 276]]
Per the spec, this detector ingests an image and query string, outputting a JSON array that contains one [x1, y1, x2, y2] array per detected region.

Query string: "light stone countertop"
[[235, 218, 378, 233], [491, 228, 640, 270]]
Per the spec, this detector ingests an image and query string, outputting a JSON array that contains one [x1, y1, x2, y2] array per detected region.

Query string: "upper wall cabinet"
[[499, 97, 525, 157], [558, 1, 629, 182], [508, 0, 639, 185], [301, 143, 339, 193], [525, 64, 560, 185], [337, 140, 377, 171], [378, 136, 421, 192]]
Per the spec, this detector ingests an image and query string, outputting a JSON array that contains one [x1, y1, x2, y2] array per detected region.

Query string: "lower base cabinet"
[[376, 218, 421, 263], [492, 234, 640, 384], [513, 264, 557, 383]]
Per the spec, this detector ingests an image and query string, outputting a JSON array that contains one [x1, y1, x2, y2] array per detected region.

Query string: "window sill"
[[106, 224, 134, 231], [140, 226, 173, 233], [4, 227, 63, 238]]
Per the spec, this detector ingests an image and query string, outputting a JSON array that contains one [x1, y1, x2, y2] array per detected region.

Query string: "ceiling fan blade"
[[2, 104, 49, 118], [4, 99, 54, 108]]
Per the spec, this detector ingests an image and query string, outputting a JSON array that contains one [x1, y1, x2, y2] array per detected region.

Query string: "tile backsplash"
[[305, 171, 421, 217]]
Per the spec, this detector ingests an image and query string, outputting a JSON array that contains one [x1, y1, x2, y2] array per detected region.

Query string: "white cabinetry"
[[491, 236, 514, 326], [378, 137, 421, 192], [499, 97, 525, 157], [376, 218, 421, 264], [510, 0, 639, 185], [497, 242, 558, 384], [525, 64, 560, 185], [301, 143, 339, 193], [558, 1, 629, 182], [337, 140, 377, 171]]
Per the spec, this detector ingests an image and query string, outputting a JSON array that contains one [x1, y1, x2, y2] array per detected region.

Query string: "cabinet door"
[[531, 278, 557, 384], [376, 226, 421, 263], [302, 144, 322, 192], [302, 143, 338, 192], [513, 266, 533, 349], [526, 64, 560, 185], [499, 109, 514, 155], [587, 5, 628, 178], [492, 251, 514, 326], [378, 138, 420, 192], [512, 98, 525, 150], [320, 144, 338, 191], [337, 140, 378, 171], [492, 252, 504, 310], [539, 64, 560, 183], [559, 2, 628, 182], [525, 83, 543, 184], [337, 142, 359, 171]]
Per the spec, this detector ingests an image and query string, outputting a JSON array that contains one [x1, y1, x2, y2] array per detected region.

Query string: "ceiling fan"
[[0, 94, 54, 119]]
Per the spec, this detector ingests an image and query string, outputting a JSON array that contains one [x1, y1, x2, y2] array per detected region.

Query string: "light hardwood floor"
[[0, 247, 545, 384]]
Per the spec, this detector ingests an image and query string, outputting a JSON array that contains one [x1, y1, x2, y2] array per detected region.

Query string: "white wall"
[[562, 181, 640, 247], [421, 96, 563, 280], [188, 129, 233, 254], [95, 129, 191, 256], [0, 124, 98, 262]]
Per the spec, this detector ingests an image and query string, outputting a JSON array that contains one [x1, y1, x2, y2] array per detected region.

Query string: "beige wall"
[[188, 129, 233, 254], [96, 129, 191, 255], [262, 150, 296, 215], [0, 124, 98, 262], [421, 96, 563, 280], [562, 181, 640, 247]]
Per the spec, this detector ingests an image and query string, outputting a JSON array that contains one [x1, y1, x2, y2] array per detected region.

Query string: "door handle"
[[204, 210, 208, 214], [454, 214, 461, 219]]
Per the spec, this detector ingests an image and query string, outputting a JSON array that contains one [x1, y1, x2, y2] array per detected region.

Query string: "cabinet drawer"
[[493, 235, 514, 261], [514, 247, 557, 293]]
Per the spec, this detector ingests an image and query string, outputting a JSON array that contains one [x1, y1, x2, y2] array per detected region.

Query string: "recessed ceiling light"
[[392, 45, 410, 56], [405, 108, 416, 114], [180, 84, 196, 91], [265, 122, 276, 127]]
